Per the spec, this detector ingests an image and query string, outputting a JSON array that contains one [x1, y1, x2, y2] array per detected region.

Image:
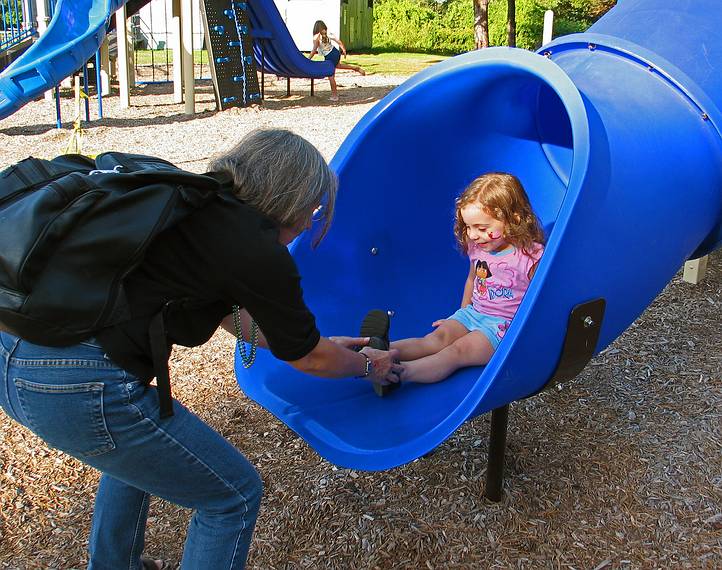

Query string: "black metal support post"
[[286, 76, 290, 97], [311, 78, 314, 96], [260, 41, 265, 100], [485, 404, 510, 502]]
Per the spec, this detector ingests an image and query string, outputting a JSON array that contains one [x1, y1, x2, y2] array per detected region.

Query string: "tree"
[[507, 0, 516, 47], [473, 0, 490, 49], [589, 0, 616, 19]]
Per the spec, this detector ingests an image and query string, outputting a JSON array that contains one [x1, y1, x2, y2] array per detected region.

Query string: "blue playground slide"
[[0, 0, 332, 120], [0, 0, 127, 120], [236, 0, 722, 471]]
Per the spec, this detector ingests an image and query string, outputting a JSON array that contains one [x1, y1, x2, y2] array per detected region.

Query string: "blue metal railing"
[[1, 0, 36, 52]]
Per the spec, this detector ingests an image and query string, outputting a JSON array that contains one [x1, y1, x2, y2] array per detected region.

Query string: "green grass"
[[133, 50, 211, 66], [310, 51, 450, 75], [134, 49, 450, 76]]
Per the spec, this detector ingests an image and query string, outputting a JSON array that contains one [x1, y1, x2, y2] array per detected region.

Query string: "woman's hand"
[[361, 347, 403, 385], [432, 319, 447, 328]]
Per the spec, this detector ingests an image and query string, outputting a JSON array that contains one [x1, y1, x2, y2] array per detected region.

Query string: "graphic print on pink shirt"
[[474, 260, 492, 297], [469, 242, 544, 324]]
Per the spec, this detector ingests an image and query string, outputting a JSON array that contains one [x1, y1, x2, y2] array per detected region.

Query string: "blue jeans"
[[0, 332, 262, 569]]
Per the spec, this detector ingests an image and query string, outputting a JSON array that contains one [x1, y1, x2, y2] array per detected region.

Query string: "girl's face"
[[461, 204, 508, 253]]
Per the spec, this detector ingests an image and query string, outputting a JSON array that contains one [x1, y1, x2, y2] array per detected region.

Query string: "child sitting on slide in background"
[[362, 173, 545, 391], [308, 20, 365, 102]]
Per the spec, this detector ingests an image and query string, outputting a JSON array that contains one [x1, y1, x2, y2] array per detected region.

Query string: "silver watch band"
[[356, 352, 372, 378]]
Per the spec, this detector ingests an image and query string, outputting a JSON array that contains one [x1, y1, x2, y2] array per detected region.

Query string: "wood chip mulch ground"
[[0, 72, 720, 569]]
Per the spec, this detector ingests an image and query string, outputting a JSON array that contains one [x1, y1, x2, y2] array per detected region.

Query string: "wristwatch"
[[356, 352, 372, 378]]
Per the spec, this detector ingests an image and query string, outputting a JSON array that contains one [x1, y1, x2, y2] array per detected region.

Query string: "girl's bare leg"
[[391, 319, 469, 361], [336, 62, 366, 75], [400, 331, 494, 384], [329, 75, 338, 98]]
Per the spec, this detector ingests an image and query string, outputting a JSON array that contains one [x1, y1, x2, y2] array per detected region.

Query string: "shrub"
[[372, 0, 439, 52], [372, 0, 615, 54]]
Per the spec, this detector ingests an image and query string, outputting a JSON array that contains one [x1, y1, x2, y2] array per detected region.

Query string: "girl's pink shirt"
[[468, 242, 544, 321]]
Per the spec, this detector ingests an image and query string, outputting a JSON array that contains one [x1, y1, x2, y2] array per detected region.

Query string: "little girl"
[[308, 20, 365, 101], [391, 173, 545, 384]]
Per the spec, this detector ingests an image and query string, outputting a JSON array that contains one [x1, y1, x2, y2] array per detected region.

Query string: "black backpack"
[[0, 152, 231, 417]]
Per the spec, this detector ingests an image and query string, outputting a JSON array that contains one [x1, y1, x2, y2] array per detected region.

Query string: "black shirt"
[[95, 190, 321, 381]]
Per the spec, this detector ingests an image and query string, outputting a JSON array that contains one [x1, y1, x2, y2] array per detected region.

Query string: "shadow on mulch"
[[0, 77, 395, 137]]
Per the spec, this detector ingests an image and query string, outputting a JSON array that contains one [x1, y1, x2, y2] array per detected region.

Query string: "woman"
[[0, 129, 401, 569]]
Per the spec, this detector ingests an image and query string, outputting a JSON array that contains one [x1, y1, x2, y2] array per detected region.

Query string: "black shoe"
[[360, 309, 390, 349], [358, 309, 399, 396]]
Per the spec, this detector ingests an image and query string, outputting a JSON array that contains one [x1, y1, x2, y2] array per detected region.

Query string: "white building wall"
[[273, 0, 339, 52], [138, 0, 205, 50], [135, 0, 339, 53]]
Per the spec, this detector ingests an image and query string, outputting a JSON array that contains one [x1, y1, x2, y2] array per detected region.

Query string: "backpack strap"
[[149, 306, 174, 419], [0, 155, 95, 205], [94, 152, 180, 173]]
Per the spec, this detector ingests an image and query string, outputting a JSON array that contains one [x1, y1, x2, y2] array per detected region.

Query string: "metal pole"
[[54, 85, 61, 129], [24, 0, 34, 32], [149, 2, 156, 82], [95, 50, 103, 118], [181, 0, 194, 114], [12, 0, 20, 40], [116, 3, 130, 108], [484, 404, 509, 502], [172, 0, 182, 103], [260, 40, 264, 100], [33, 0, 54, 102], [163, 0, 170, 80], [82, 63, 90, 121], [99, 37, 110, 96], [542, 10, 554, 46]]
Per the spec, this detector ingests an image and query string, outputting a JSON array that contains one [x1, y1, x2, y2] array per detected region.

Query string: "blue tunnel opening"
[[236, 54, 588, 469]]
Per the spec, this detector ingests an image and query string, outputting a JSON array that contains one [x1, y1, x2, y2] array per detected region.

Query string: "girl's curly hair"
[[453, 172, 544, 255]]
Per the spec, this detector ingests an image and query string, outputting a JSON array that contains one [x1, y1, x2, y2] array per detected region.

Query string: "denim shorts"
[[324, 46, 341, 66], [447, 305, 510, 349]]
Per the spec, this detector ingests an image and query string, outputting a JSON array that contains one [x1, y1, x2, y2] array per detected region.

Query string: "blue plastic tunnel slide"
[[235, 0, 722, 471]]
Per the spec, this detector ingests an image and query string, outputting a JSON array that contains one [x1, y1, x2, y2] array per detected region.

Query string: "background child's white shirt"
[[316, 33, 338, 57]]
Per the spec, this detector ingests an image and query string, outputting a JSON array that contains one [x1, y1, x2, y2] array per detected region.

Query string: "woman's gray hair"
[[208, 128, 337, 245]]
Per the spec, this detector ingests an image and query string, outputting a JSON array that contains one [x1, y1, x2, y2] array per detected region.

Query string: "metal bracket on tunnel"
[[547, 298, 606, 387]]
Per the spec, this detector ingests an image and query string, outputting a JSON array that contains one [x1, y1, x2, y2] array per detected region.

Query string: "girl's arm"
[[527, 261, 539, 280], [526, 242, 545, 280], [433, 262, 474, 327], [460, 260, 475, 306], [332, 35, 347, 56], [309, 36, 320, 59]]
